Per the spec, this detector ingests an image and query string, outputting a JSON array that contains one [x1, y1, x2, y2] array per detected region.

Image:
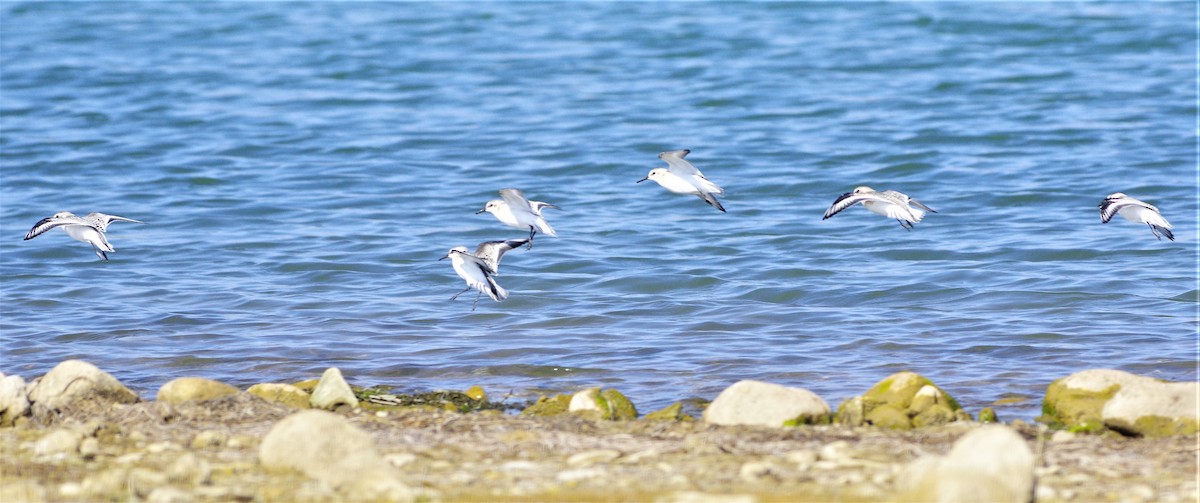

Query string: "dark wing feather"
[[24, 217, 77, 240], [822, 192, 867, 220], [473, 239, 528, 273]]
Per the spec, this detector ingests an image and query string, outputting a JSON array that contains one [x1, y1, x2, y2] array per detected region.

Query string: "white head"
[[636, 168, 670, 184], [1104, 192, 1127, 201], [851, 186, 875, 194], [476, 199, 504, 215], [439, 246, 469, 261], [52, 211, 76, 219]]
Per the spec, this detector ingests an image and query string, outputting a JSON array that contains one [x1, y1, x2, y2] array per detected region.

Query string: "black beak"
[[438, 254, 449, 261], [636, 177, 649, 183], [475, 208, 487, 214]]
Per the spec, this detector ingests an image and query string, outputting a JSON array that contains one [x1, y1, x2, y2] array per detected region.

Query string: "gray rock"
[[309, 368, 359, 410], [703, 380, 830, 427], [27, 360, 139, 415], [156, 377, 240, 404], [259, 410, 410, 501], [34, 429, 84, 456], [899, 425, 1034, 503], [0, 374, 30, 427]]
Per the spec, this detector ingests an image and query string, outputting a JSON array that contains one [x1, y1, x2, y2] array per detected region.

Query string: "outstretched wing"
[[1098, 197, 1155, 224], [529, 201, 560, 215], [24, 214, 88, 240], [474, 239, 529, 273], [660, 150, 724, 195], [499, 189, 534, 213], [85, 212, 144, 232], [823, 192, 870, 220]]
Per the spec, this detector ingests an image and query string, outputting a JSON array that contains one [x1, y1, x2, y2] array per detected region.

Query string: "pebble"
[[191, 430, 226, 449], [58, 482, 82, 498], [556, 467, 605, 483], [167, 452, 211, 485], [785, 450, 818, 470], [567, 449, 622, 466], [147, 487, 194, 503], [79, 437, 100, 459], [1126, 484, 1156, 502], [35, 429, 83, 456], [738, 461, 778, 482], [1051, 430, 1077, 442], [384, 452, 418, 469], [146, 441, 181, 454], [621, 448, 663, 464]]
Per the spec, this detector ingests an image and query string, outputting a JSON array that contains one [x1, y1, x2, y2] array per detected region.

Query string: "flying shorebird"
[[439, 238, 528, 310], [1099, 192, 1174, 241], [23, 211, 145, 261], [822, 186, 936, 230], [637, 149, 726, 212], [476, 189, 558, 249]]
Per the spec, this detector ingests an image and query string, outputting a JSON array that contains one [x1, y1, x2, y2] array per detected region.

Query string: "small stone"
[[978, 407, 999, 423], [785, 450, 818, 470], [568, 387, 637, 420], [82, 468, 127, 497], [818, 441, 852, 463], [738, 461, 778, 482], [0, 374, 31, 427], [59, 482, 83, 498], [1051, 430, 1076, 442], [703, 380, 830, 427], [556, 467, 605, 483], [1126, 484, 1156, 503], [146, 441, 181, 454], [35, 428, 83, 456], [567, 449, 622, 466], [147, 487, 194, 503], [465, 385, 487, 401], [79, 437, 100, 459], [190, 430, 226, 449], [166, 452, 211, 485], [157, 377, 239, 404], [128, 468, 168, 497], [247, 383, 310, 409], [835, 396, 865, 426], [309, 368, 359, 410], [384, 452, 418, 469], [1036, 485, 1058, 501]]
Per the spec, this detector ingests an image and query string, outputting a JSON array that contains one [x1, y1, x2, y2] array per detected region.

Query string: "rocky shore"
[[1, 361, 1196, 502]]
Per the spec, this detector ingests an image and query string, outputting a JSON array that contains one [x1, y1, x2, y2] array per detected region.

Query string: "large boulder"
[[1041, 369, 1198, 436], [568, 387, 638, 420], [26, 360, 139, 416], [898, 425, 1035, 502], [703, 380, 830, 427], [0, 373, 31, 426], [259, 410, 411, 501], [157, 377, 240, 404], [836, 372, 970, 430]]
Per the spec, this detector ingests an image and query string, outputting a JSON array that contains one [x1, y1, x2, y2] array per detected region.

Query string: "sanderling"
[[476, 189, 558, 249], [637, 149, 726, 212], [23, 211, 145, 261], [822, 186, 936, 230], [1099, 192, 1174, 241], [440, 238, 526, 310]]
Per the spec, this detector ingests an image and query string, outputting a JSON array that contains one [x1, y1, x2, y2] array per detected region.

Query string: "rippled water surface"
[[2, 3, 1196, 418]]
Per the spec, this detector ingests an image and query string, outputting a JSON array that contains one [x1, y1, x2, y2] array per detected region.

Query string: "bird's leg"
[[449, 286, 471, 301], [526, 226, 536, 249], [471, 291, 482, 311], [898, 220, 913, 231], [1148, 223, 1162, 240], [93, 246, 109, 261]]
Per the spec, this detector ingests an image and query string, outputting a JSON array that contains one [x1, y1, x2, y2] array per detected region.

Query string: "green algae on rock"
[[157, 377, 240, 404], [643, 402, 693, 422], [521, 393, 573, 416], [1041, 369, 1199, 437], [568, 387, 638, 421], [837, 372, 970, 430], [247, 383, 311, 409]]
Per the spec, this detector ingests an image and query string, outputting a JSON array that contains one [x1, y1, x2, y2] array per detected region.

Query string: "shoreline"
[[2, 361, 1198, 502]]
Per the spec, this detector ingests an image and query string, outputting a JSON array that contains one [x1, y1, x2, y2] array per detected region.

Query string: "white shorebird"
[[476, 189, 558, 249], [822, 186, 936, 230], [1099, 192, 1174, 241], [439, 238, 528, 310], [637, 149, 726, 212], [23, 211, 145, 261]]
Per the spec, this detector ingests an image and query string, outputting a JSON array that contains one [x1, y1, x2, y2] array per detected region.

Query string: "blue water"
[[1, 2, 1196, 419]]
